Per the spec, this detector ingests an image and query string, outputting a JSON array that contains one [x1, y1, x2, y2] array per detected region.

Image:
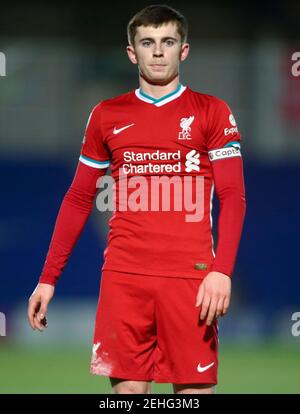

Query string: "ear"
[[126, 45, 138, 65], [180, 43, 190, 62]]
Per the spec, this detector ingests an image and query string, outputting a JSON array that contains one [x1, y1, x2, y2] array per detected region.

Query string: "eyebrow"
[[139, 36, 178, 43]]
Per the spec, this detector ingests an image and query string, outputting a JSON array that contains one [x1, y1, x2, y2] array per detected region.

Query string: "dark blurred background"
[[0, 0, 299, 393]]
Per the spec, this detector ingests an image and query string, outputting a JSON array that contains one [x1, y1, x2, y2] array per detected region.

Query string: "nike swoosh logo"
[[113, 123, 135, 135], [197, 362, 215, 373]]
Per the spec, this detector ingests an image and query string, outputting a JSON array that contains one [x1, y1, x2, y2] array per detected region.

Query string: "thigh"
[[154, 277, 218, 385], [90, 270, 157, 381]]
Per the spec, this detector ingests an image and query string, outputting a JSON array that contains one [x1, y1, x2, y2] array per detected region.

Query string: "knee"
[[111, 379, 151, 394], [173, 383, 215, 394]]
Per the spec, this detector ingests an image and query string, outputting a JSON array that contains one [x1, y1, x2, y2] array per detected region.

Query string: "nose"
[[153, 42, 163, 57]]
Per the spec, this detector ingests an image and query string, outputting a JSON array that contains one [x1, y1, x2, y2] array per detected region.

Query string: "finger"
[[30, 300, 45, 332], [222, 295, 231, 316], [41, 316, 48, 328], [215, 297, 225, 318], [206, 297, 218, 326], [37, 303, 48, 323], [33, 315, 41, 331], [195, 284, 204, 307], [35, 302, 49, 331], [27, 302, 35, 330], [200, 294, 211, 321], [34, 314, 46, 332], [27, 299, 40, 330]]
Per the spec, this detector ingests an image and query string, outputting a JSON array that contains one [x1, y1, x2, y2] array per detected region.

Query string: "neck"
[[139, 75, 180, 99]]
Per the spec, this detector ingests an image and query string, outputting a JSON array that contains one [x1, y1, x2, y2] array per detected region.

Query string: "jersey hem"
[[101, 265, 208, 280]]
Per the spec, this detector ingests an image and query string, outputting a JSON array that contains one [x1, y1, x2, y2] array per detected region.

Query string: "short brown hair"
[[127, 4, 188, 46]]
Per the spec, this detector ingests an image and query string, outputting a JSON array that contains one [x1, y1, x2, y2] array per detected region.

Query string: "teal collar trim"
[[139, 83, 182, 103], [135, 84, 186, 107]]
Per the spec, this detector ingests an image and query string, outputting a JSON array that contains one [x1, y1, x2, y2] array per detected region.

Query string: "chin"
[[141, 69, 175, 85], [150, 71, 171, 80]]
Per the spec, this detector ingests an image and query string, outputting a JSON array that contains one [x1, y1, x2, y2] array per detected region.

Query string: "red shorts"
[[90, 270, 218, 384]]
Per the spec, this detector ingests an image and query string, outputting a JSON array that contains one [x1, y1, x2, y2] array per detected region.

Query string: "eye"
[[142, 41, 152, 47], [165, 39, 175, 47]]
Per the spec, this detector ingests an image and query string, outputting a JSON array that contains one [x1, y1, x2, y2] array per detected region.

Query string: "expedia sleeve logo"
[[208, 142, 241, 161], [224, 114, 239, 136]]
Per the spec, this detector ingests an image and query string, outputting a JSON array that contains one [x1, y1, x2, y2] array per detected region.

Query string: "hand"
[[27, 283, 55, 332], [195, 271, 231, 326]]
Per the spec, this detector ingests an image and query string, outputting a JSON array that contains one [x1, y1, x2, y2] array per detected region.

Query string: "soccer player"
[[27, 5, 246, 394]]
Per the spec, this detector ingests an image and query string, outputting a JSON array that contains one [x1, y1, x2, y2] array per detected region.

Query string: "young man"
[[27, 5, 246, 394]]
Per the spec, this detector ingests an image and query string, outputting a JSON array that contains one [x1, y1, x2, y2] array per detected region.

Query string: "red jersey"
[[77, 84, 244, 279]]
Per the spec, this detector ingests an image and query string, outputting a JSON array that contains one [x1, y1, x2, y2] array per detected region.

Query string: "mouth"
[[150, 64, 167, 70]]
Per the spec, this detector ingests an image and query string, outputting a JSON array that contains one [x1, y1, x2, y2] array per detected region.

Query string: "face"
[[127, 22, 189, 85]]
